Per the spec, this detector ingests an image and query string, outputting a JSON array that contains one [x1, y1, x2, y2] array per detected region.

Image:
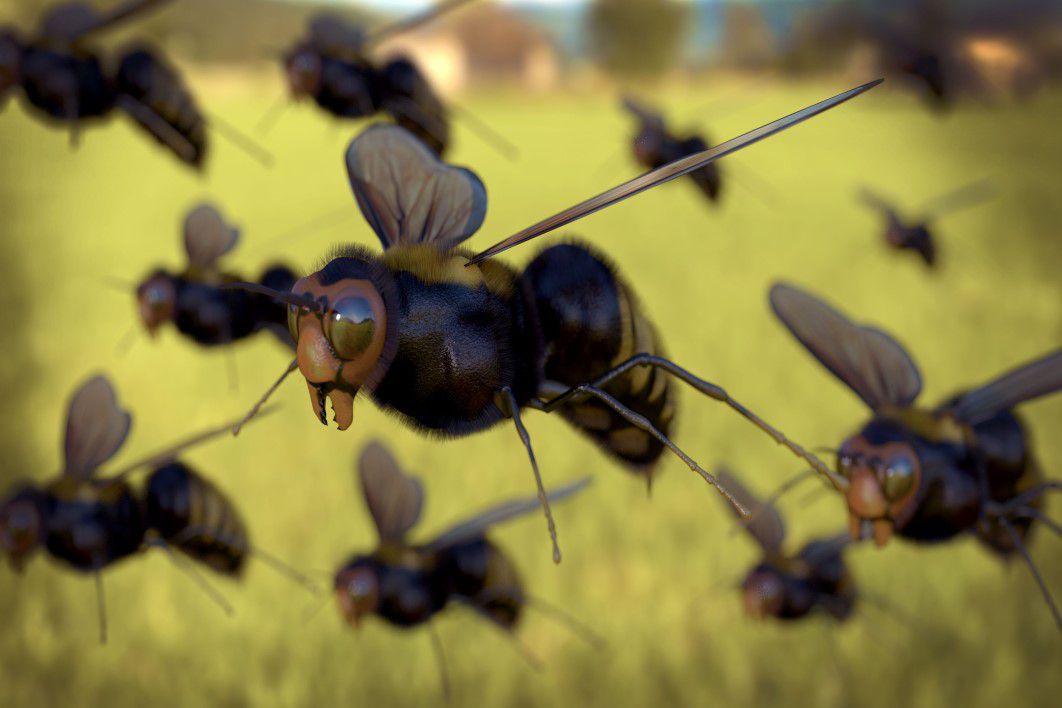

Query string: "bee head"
[[287, 249, 398, 431], [283, 45, 322, 99], [334, 560, 379, 629], [741, 566, 785, 620], [0, 486, 44, 573], [135, 271, 177, 337], [837, 420, 922, 547]]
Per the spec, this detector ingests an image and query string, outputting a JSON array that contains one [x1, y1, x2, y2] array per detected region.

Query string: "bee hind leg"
[[144, 538, 234, 616], [93, 570, 107, 644], [997, 517, 1061, 633]]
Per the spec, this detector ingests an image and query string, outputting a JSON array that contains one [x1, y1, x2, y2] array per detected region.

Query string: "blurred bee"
[[859, 180, 994, 267], [135, 203, 297, 349], [716, 469, 856, 622], [621, 95, 722, 203], [334, 441, 593, 696], [0, 375, 308, 642], [769, 282, 1062, 630], [229, 81, 881, 564], [275, 0, 514, 158], [0, 0, 270, 169]]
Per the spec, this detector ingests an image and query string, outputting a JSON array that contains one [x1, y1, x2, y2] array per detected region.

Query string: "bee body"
[[313, 53, 382, 119], [40, 476, 145, 572], [434, 536, 524, 630], [17, 44, 114, 121], [144, 461, 248, 576]]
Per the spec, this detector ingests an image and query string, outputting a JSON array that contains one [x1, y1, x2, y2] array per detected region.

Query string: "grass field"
[[0, 76, 1060, 707]]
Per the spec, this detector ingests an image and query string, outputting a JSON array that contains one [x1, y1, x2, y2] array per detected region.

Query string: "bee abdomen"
[[521, 243, 675, 470], [115, 47, 206, 167], [145, 462, 247, 576]]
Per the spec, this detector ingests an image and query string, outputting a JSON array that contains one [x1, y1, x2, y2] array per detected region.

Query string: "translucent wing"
[[345, 124, 486, 251], [715, 469, 785, 554], [63, 375, 132, 479], [357, 441, 424, 543], [308, 14, 367, 59], [858, 187, 896, 216], [41, 0, 172, 41], [425, 478, 590, 551], [770, 282, 922, 411], [621, 95, 665, 129], [947, 349, 1062, 425], [798, 533, 852, 567], [183, 203, 239, 270]]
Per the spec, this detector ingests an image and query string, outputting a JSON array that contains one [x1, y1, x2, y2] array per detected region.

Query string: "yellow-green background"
[[1, 72, 1060, 706]]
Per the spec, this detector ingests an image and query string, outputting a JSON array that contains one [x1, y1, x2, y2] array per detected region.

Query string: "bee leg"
[[452, 597, 544, 672], [428, 623, 452, 703], [993, 481, 1062, 514], [531, 380, 748, 517], [145, 538, 234, 616], [730, 468, 819, 539], [987, 502, 1062, 538], [93, 570, 107, 644], [115, 94, 198, 164], [496, 387, 561, 565], [523, 594, 605, 650], [535, 353, 845, 494], [998, 517, 1062, 633], [64, 93, 80, 148]]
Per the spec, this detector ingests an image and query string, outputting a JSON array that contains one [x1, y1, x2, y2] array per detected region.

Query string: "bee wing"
[[308, 14, 368, 58], [715, 469, 785, 553], [357, 441, 424, 542], [798, 533, 852, 566], [425, 478, 591, 552], [345, 124, 486, 251], [42, 0, 172, 41], [183, 203, 239, 270], [770, 282, 922, 411], [946, 349, 1062, 425], [857, 187, 895, 215], [63, 375, 132, 479], [916, 179, 995, 222], [620, 95, 664, 127]]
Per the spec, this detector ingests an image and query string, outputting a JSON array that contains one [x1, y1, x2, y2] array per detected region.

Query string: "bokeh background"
[[1, 0, 1060, 706]]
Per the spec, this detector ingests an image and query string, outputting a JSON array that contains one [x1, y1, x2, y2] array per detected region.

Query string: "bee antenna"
[[221, 282, 323, 313], [730, 468, 818, 539], [256, 93, 291, 136], [247, 543, 321, 595], [428, 623, 452, 703], [233, 359, 298, 436], [524, 594, 605, 650], [114, 322, 141, 359], [100, 275, 134, 291], [448, 100, 520, 161]]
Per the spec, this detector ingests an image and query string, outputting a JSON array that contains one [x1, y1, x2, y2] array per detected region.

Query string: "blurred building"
[[375, 3, 562, 94]]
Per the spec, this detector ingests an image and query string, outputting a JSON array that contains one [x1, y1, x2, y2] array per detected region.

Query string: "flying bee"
[[272, 1, 515, 159], [858, 180, 994, 267], [769, 282, 1062, 630], [0, 374, 309, 642], [621, 95, 722, 203], [0, 0, 270, 168], [134, 203, 297, 349], [334, 441, 594, 696], [715, 469, 856, 622], [230, 81, 882, 564]]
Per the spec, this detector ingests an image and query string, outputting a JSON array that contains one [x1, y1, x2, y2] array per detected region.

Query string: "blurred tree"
[[719, 4, 776, 70], [585, 0, 689, 79]]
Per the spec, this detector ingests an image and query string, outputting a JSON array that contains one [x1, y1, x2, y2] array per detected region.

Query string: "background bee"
[[0, 0, 270, 169], [134, 203, 297, 350], [716, 469, 856, 622], [621, 95, 722, 204], [858, 180, 994, 267], [334, 441, 593, 698], [769, 282, 1062, 630], [232, 81, 881, 563], [273, 0, 515, 159], [0, 374, 307, 642]]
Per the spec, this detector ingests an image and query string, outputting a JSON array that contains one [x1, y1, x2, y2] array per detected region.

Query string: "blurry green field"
[[0, 77, 1060, 707]]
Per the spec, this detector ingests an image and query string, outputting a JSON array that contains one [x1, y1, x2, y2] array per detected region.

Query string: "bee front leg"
[[495, 387, 561, 564]]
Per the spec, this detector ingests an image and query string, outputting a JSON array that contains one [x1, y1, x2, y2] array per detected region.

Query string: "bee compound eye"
[[325, 297, 376, 360]]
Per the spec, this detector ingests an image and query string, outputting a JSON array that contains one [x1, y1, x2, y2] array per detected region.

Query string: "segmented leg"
[[94, 570, 107, 644], [146, 538, 234, 616], [428, 623, 451, 703], [998, 517, 1061, 633]]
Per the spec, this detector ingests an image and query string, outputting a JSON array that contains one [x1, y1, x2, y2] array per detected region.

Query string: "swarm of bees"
[[2, 0, 1060, 700]]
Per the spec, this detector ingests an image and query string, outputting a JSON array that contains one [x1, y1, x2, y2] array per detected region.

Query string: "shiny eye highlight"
[[326, 296, 376, 360], [287, 304, 300, 341], [882, 456, 916, 500]]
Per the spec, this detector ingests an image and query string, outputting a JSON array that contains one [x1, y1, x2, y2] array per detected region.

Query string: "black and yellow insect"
[[232, 81, 882, 564], [135, 203, 297, 349], [0, 0, 215, 167], [277, 1, 479, 156], [769, 282, 1062, 630], [622, 95, 722, 203], [0, 375, 307, 642], [334, 441, 592, 696], [716, 469, 857, 622]]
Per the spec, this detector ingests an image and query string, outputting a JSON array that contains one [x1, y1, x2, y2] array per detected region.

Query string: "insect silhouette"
[[769, 282, 1062, 630], [0, 0, 270, 168], [0, 375, 308, 642], [334, 441, 594, 697], [273, 0, 513, 158], [715, 469, 856, 622], [859, 180, 994, 267], [621, 95, 722, 203], [230, 81, 881, 564], [134, 203, 298, 349]]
